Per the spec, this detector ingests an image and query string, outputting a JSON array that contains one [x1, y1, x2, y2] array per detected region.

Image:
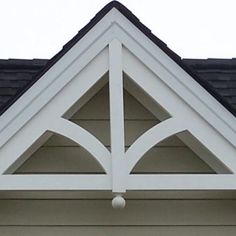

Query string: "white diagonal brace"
[[109, 39, 126, 193]]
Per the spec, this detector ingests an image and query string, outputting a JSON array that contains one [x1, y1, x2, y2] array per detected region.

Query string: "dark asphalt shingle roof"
[[183, 59, 236, 111], [0, 1, 235, 117], [0, 58, 236, 116], [0, 59, 47, 111]]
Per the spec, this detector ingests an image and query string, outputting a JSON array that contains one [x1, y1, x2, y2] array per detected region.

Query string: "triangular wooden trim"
[[0, 8, 235, 197]]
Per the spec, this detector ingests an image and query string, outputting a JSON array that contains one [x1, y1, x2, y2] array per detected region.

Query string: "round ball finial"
[[112, 195, 126, 209]]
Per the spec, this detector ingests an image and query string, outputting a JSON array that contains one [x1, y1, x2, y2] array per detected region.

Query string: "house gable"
[[0, 1, 236, 207]]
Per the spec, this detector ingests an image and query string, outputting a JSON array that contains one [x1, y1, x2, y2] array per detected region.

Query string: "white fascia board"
[[107, 9, 236, 146], [0, 10, 118, 148]]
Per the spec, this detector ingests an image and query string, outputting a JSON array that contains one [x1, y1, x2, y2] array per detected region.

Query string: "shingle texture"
[[0, 1, 235, 117], [183, 58, 236, 111], [0, 59, 47, 112], [0, 58, 236, 116]]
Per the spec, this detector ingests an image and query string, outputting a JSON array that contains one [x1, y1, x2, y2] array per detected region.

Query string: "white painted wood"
[[0, 175, 110, 190], [41, 48, 109, 119], [0, 122, 47, 174], [123, 47, 236, 174], [123, 76, 170, 121], [0, 7, 236, 234], [178, 132, 230, 174], [64, 73, 108, 119], [187, 123, 236, 173], [123, 74, 230, 174], [0, 28, 111, 147], [126, 117, 186, 172], [128, 174, 236, 190], [109, 39, 126, 193], [49, 118, 111, 174], [0, 6, 235, 193], [0, 48, 109, 175], [123, 73, 229, 174], [108, 10, 236, 139]]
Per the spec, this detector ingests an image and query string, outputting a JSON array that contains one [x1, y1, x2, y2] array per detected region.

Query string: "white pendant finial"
[[112, 194, 126, 209]]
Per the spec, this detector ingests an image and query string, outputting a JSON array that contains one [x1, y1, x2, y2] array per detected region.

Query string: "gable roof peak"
[[0, 1, 236, 118]]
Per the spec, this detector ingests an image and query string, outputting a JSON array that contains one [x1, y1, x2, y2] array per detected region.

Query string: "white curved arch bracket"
[[126, 117, 186, 173], [49, 118, 111, 175]]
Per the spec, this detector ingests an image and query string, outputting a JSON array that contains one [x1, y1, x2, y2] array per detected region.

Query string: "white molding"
[[0, 47, 109, 175], [123, 76, 230, 174], [123, 77, 170, 121], [1, 8, 235, 152], [107, 13, 236, 145], [123, 47, 236, 174], [128, 174, 236, 190], [0, 15, 114, 147], [0, 174, 235, 191], [0, 175, 110, 190]]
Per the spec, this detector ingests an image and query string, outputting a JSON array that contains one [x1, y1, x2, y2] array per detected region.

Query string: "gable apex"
[[0, 1, 235, 147], [0, 1, 235, 117], [0, 2, 236, 205]]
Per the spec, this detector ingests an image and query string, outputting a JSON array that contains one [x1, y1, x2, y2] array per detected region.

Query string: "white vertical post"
[[109, 39, 126, 197]]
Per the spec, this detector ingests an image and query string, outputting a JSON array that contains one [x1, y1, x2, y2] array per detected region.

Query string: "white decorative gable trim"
[[0, 6, 236, 207]]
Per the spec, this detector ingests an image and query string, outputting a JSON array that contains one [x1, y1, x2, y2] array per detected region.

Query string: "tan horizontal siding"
[[72, 120, 159, 146], [0, 200, 235, 226], [17, 146, 213, 173], [16, 146, 104, 173], [71, 85, 157, 120], [45, 131, 184, 147], [0, 226, 236, 236]]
